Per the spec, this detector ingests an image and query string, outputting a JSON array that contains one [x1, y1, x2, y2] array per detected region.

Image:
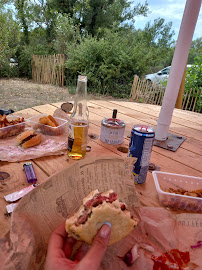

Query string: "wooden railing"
[[31, 54, 65, 86], [182, 87, 201, 112], [130, 75, 201, 113]]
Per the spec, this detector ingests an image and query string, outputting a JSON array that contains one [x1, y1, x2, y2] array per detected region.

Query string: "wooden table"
[[0, 100, 202, 238]]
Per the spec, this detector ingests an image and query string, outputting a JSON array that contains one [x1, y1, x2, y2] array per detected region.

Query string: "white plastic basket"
[[152, 171, 202, 212]]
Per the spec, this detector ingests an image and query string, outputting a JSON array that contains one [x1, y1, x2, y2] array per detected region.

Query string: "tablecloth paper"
[[0, 109, 70, 162], [0, 157, 201, 270], [0, 130, 68, 162]]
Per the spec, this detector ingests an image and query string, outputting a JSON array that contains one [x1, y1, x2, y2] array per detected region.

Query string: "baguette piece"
[[66, 189, 137, 246]]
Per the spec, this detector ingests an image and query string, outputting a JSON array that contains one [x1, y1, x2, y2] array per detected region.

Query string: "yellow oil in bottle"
[[67, 121, 88, 160]]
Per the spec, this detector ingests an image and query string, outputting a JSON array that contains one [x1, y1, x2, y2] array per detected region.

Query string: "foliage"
[[65, 28, 171, 97], [185, 55, 202, 89], [0, 0, 201, 108], [0, 11, 10, 67], [16, 40, 51, 78], [49, 0, 149, 36], [141, 18, 175, 73], [159, 56, 202, 112], [185, 55, 202, 112], [0, 63, 19, 78], [188, 38, 202, 64], [53, 13, 81, 54], [63, 16, 176, 98], [0, 9, 20, 76]]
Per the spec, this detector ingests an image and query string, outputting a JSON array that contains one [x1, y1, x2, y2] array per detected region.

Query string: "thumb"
[[77, 222, 111, 270]]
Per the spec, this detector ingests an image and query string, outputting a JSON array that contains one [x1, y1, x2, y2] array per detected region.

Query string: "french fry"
[[0, 115, 25, 139], [48, 115, 59, 127], [0, 115, 25, 128], [39, 116, 56, 127]]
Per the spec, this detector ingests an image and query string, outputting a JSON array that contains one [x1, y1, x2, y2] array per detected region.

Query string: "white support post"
[[155, 0, 202, 141]]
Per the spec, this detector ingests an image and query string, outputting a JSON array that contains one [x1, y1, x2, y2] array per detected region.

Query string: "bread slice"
[[16, 130, 34, 145], [16, 130, 41, 149], [66, 189, 137, 246], [22, 134, 41, 149]]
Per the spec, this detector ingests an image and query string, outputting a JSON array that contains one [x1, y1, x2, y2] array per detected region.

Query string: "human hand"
[[44, 222, 111, 270]]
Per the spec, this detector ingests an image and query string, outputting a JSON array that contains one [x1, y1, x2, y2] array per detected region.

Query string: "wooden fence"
[[130, 75, 201, 113], [31, 54, 65, 86]]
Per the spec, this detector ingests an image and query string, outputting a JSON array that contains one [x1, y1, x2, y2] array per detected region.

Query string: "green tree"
[[140, 18, 175, 72], [65, 27, 173, 97], [188, 38, 202, 64], [0, 8, 20, 76], [184, 56, 201, 112], [53, 12, 80, 54], [80, 0, 149, 36], [0, 0, 175, 81], [15, 0, 29, 44], [2, 0, 57, 46], [49, 0, 149, 36], [0, 12, 10, 67]]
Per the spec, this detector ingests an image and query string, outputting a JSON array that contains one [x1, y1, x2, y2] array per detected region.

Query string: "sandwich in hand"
[[16, 130, 41, 149], [66, 189, 137, 246]]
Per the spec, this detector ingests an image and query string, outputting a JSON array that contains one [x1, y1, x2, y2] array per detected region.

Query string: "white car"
[[145, 65, 192, 84], [9, 58, 18, 67]]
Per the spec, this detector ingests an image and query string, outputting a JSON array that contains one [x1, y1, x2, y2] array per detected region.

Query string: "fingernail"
[[104, 222, 111, 228], [99, 223, 111, 239]]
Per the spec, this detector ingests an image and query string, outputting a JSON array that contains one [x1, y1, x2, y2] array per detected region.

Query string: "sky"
[[134, 0, 202, 40]]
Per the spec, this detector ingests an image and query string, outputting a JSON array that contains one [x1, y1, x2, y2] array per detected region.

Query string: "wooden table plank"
[[34, 139, 122, 176], [52, 100, 202, 130], [53, 100, 202, 126], [87, 101, 202, 152], [42, 102, 202, 172], [86, 103, 202, 173], [18, 102, 202, 172], [32, 104, 58, 115], [13, 108, 39, 118], [32, 102, 202, 158], [88, 100, 202, 141], [111, 100, 202, 127]]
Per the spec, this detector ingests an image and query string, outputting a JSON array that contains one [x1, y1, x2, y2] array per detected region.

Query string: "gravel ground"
[[0, 78, 115, 112]]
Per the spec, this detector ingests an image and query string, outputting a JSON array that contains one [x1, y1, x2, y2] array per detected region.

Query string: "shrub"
[[185, 55, 202, 112], [65, 30, 151, 97], [0, 63, 19, 77], [16, 40, 51, 78]]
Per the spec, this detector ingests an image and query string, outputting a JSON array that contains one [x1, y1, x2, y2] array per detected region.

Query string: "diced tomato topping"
[[121, 204, 126, 211]]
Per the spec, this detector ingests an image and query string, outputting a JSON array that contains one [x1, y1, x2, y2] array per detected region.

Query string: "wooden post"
[[176, 62, 187, 109]]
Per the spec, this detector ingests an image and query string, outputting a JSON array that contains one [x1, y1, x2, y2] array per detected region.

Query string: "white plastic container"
[[152, 171, 202, 212], [0, 115, 26, 139], [28, 114, 68, 136]]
